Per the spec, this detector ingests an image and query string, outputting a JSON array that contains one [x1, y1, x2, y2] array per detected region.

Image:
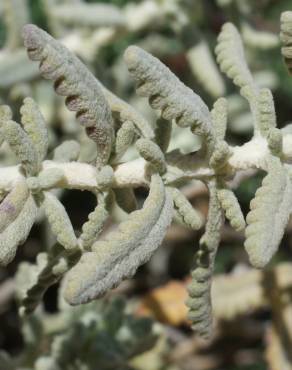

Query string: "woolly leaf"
[[22, 24, 114, 168], [3, 0, 29, 50], [0, 195, 37, 266], [0, 180, 29, 233], [51, 3, 125, 28], [242, 22, 279, 50], [215, 23, 255, 89], [168, 187, 204, 230], [136, 138, 167, 174], [267, 128, 283, 157], [187, 41, 225, 98], [124, 46, 213, 139], [217, 188, 246, 231], [43, 192, 78, 251], [211, 98, 228, 141], [114, 188, 137, 214], [255, 88, 276, 137], [280, 11, 292, 74], [80, 191, 113, 250], [20, 97, 49, 163], [52, 140, 80, 162], [112, 120, 136, 162], [64, 174, 173, 304], [245, 157, 292, 268], [1, 120, 39, 175], [17, 244, 80, 315], [186, 180, 224, 338], [209, 141, 230, 170]]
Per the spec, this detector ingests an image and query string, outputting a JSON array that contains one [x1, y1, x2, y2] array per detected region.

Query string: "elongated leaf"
[[43, 192, 78, 251], [244, 157, 292, 268], [215, 22, 255, 89], [0, 180, 29, 233], [51, 3, 125, 27], [136, 138, 167, 174], [80, 191, 113, 250], [217, 188, 245, 231], [0, 195, 37, 266], [124, 46, 213, 140], [187, 41, 225, 98], [64, 175, 173, 305], [1, 120, 39, 175], [22, 24, 114, 168], [20, 97, 49, 163], [52, 140, 80, 162], [168, 187, 204, 230], [186, 180, 224, 338]]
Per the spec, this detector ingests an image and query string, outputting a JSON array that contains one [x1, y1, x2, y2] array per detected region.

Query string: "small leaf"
[[20, 97, 49, 163], [217, 188, 246, 231], [52, 140, 80, 162], [0, 180, 29, 233], [168, 187, 204, 230], [0, 195, 37, 266], [1, 120, 39, 175], [43, 192, 78, 251], [80, 191, 114, 250], [136, 138, 167, 174]]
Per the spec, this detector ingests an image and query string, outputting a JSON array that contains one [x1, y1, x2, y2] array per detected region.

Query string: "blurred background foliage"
[[1, 0, 292, 369]]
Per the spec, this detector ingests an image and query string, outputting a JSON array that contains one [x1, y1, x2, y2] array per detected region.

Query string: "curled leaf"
[[22, 24, 114, 168], [124, 46, 213, 140], [64, 174, 173, 305]]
